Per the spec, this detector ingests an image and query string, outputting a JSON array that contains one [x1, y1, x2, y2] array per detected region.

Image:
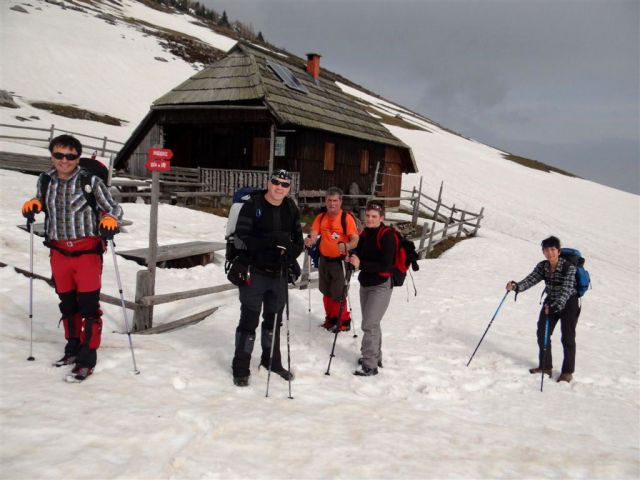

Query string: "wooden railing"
[[0, 122, 125, 156], [298, 177, 485, 260], [201, 168, 300, 196]]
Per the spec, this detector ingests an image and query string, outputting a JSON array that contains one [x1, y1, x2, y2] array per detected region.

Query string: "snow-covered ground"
[[1, 1, 639, 478]]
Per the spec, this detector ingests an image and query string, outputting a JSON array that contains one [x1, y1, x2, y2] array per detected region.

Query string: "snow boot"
[[358, 357, 383, 368], [233, 376, 250, 387], [354, 366, 378, 377], [529, 367, 552, 377], [322, 316, 337, 330], [557, 373, 573, 383], [65, 367, 93, 383], [53, 354, 76, 367], [260, 359, 294, 381]]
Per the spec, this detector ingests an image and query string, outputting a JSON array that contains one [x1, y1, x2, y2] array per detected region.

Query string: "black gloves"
[[272, 232, 294, 253]]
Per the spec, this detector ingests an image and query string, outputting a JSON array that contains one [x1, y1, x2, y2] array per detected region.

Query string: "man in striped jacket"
[[506, 236, 579, 383], [21, 135, 123, 381]]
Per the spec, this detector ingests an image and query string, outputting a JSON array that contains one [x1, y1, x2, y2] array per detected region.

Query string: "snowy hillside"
[[1, 1, 639, 479]]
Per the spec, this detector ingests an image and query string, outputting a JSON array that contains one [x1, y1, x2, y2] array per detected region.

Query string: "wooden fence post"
[[133, 270, 153, 331], [425, 220, 436, 259], [433, 181, 443, 222], [442, 217, 450, 240], [101, 136, 108, 156], [48, 124, 55, 141], [418, 219, 429, 257], [456, 212, 466, 238], [472, 207, 484, 236], [411, 176, 422, 227]]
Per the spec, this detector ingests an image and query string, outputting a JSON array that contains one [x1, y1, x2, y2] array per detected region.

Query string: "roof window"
[[267, 60, 309, 94]]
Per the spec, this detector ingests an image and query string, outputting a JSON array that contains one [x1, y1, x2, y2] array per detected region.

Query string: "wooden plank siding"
[[290, 129, 384, 194]]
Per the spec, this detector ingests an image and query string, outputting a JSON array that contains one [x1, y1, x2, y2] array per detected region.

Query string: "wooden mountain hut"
[[114, 41, 417, 204]]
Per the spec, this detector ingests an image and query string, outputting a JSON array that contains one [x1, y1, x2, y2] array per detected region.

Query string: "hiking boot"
[[358, 357, 383, 368], [233, 376, 250, 387], [337, 318, 351, 332], [529, 367, 552, 377], [260, 360, 295, 381], [53, 355, 76, 367], [557, 373, 573, 383], [354, 366, 378, 377], [322, 317, 337, 330], [65, 367, 93, 383]]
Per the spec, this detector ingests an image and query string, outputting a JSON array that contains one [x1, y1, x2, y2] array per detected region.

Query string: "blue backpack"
[[560, 248, 591, 297]]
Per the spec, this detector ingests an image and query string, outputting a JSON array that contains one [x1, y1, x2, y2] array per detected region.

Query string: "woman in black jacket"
[[348, 201, 396, 376]]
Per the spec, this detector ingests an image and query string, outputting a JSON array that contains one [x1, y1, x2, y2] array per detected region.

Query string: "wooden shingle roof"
[[154, 42, 411, 151]]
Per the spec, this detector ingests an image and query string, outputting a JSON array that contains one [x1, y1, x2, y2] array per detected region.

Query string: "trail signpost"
[[134, 148, 174, 330]]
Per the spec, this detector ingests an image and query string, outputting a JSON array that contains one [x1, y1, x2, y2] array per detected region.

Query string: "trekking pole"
[[347, 289, 357, 338], [284, 271, 293, 399], [27, 217, 35, 362], [266, 250, 287, 398], [325, 264, 353, 376], [540, 316, 550, 392], [109, 239, 140, 375], [466, 290, 510, 367], [307, 251, 312, 314]]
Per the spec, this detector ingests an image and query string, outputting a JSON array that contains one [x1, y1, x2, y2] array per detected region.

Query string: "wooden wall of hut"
[[286, 129, 384, 195], [127, 123, 164, 178]]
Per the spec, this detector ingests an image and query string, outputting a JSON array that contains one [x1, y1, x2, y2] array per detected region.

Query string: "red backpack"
[[364, 225, 419, 288]]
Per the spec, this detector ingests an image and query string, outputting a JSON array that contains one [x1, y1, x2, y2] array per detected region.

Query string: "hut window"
[[267, 60, 309, 94], [324, 142, 335, 171], [252, 137, 270, 167], [359, 149, 369, 174]]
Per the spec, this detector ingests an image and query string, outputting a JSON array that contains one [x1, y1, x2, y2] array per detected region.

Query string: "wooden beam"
[[136, 307, 218, 335]]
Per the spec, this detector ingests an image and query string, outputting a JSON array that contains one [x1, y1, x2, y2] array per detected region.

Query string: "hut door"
[[252, 137, 270, 168], [382, 147, 402, 207]]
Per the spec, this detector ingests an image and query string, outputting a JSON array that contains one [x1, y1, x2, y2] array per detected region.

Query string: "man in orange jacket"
[[304, 187, 359, 331]]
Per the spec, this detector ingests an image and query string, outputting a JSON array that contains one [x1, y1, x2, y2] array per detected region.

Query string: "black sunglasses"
[[52, 152, 79, 161], [271, 178, 291, 188]]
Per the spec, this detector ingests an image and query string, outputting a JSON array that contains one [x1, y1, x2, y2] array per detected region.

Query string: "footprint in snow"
[[172, 376, 188, 390]]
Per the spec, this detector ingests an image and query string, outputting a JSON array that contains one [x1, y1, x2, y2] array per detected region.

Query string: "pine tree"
[[219, 10, 230, 27], [257, 31, 265, 43]]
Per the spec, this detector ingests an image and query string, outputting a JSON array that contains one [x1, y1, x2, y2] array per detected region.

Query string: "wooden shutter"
[[252, 137, 270, 167], [323, 142, 335, 171], [359, 149, 369, 174]]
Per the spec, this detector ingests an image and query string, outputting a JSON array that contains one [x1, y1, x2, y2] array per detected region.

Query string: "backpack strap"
[[79, 170, 98, 212]]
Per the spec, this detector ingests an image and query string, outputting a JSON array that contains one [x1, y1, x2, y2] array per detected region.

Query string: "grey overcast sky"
[[203, 0, 639, 194]]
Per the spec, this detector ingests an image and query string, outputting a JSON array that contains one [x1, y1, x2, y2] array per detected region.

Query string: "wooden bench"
[[116, 240, 226, 268]]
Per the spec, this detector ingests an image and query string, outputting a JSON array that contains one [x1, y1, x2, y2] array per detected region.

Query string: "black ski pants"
[[537, 295, 580, 374], [232, 270, 287, 378]]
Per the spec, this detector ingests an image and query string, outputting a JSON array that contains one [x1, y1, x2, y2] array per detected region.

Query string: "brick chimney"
[[306, 53, 321, 80]]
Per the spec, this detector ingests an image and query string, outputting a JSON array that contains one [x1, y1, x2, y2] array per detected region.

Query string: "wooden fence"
[[0, 122, 125, 156], [201, 167, 300, 196]]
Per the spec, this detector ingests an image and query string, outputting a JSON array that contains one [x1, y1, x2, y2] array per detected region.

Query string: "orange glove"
[[98, 215, 119, 239], [22, 198, 42, 218]]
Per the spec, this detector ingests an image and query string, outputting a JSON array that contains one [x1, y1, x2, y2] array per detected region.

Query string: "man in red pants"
[[21, 134, 122, 382], [304, 187, 359, 331]]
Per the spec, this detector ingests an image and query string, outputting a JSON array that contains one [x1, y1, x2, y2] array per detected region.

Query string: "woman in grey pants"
[[348, 201, 396, 376]]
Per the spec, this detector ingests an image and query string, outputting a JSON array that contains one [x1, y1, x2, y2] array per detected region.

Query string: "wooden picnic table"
[[116, 240, 226, 268]]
